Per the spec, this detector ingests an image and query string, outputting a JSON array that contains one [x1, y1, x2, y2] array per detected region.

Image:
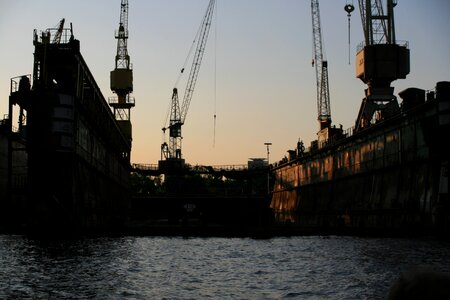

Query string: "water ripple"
[[1, 235, 450, 299]]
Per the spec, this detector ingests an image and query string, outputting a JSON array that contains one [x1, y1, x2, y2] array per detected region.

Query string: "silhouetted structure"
[[270, 1, 449, 236], [3, 22, 131, 235]]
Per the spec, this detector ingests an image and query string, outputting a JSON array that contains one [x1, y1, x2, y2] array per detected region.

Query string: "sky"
[[1, 0, 449, 166]]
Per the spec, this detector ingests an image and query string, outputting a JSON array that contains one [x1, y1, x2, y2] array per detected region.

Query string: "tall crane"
[[352, 0, 409, 131], [160, 0, 215, 171], [311, 0, 332, 131], [109, 0, 135, 158]]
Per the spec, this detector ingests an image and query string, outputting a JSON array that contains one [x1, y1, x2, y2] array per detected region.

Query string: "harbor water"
[[1, 234, 450, 299]]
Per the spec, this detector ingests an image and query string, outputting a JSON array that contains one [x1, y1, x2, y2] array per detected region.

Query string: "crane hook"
[[344, 3, 355, 65], [344, 4, 355, 15]]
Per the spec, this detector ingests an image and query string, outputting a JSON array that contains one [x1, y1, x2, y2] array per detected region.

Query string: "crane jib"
[[161, 0, 216, 164]]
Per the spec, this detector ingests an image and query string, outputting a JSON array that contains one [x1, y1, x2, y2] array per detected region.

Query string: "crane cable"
[[174, 26, 200, 88], [162, 11, 205, 134], [344, 1, 355, 65], [213, 0, 218, 148]]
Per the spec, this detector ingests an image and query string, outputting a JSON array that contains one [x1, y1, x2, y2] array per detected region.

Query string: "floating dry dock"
[[271, 82, 450, 234], [3, 25, 131, 233]]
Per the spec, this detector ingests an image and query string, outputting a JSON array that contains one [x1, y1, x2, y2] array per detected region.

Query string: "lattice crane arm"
[[52, 18, 65, 44], [179, 0, 215, 124], [115, 0, 130, 70], [311, 0, 331, 130], [160, 0, 215, 162]]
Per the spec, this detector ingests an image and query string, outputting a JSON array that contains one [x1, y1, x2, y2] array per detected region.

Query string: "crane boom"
[[160, 0, 215, 167], [52, 18, 65, 44], [311, 0, 331, 130], [115, 0, 130, 70], [180, 0, 215, 123]]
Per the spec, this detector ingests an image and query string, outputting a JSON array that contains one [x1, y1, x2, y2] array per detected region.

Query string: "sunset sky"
[[1, 0, 449, 166]]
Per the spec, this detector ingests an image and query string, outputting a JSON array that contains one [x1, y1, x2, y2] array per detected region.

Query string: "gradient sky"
[[1, 0, 449, 166]]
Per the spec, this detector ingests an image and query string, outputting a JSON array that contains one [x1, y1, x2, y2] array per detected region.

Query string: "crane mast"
[[353, 0, 409, 131], [109, 0, 135, 159], [311, 0, 332, 131], [160, 0, 215, 170]]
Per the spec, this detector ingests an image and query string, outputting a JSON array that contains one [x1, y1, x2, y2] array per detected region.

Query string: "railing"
[[34, 28, 73, 44], [200, 164, 248, 172], [132, 163, 159, 171], [356, 40, 409, 53], [131, 163, 249, 174], [108, 95, 135, 106]]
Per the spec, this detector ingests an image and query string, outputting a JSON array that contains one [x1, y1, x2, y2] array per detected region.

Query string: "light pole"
[[264, 142, 272, 195]]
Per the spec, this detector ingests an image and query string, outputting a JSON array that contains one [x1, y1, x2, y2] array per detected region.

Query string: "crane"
[[311, 0, 332, 131], [160, 0, 216, 171], [351, 0, 409, 131], [109, 0, 135, 156], [52, 18, 65, 44]]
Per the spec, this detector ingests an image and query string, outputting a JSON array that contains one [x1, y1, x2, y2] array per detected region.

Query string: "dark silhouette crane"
[[311, 0, 331, 132], [159, 0, 216, 171], [352, 0, 409, 131], [311, 0, 344, 150], [52, 18, 65, 44], [109, 0, 135, 159]]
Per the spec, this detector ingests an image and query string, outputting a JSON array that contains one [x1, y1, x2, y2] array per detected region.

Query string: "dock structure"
[[271, 82, 450, 234], [2, 2, 447, 238], [269, 0, 449, 236], [0, 21, 272, 236], [3, 24, 132, 233]]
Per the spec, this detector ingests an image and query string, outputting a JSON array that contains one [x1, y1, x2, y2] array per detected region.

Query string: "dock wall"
[[271, 82, 450, 234]]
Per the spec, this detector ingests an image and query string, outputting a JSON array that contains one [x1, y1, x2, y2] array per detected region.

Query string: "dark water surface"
[[1, 235, 449, 299]]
